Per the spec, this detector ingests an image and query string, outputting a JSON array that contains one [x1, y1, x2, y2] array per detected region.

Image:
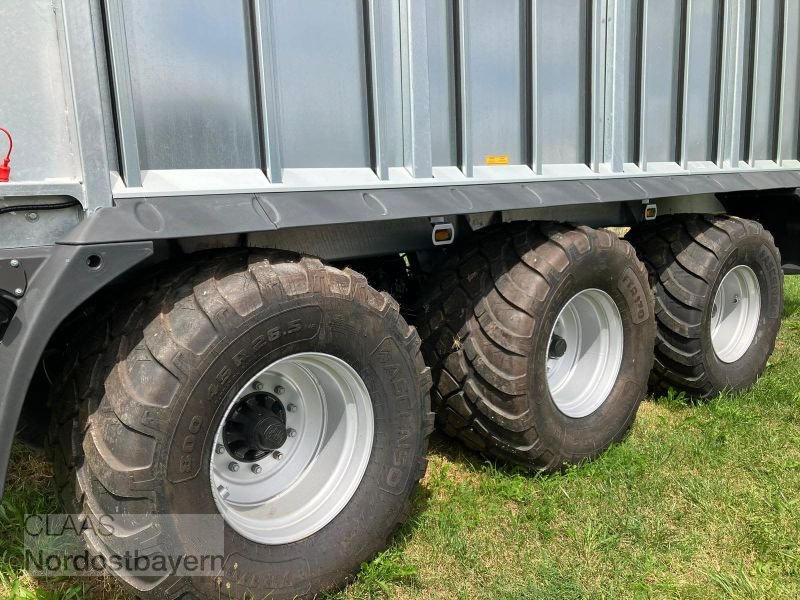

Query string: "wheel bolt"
[[272, 451, 284, 461], [287, 404, 297, 413], [215, 444, 225, 455], [10, 259, 19, 268], [228, 462, 240, 472], [251, 464, 262, 474], [274, 385, 285, 395], [252, 381, 264, 391], [287, 428, 297, 438]]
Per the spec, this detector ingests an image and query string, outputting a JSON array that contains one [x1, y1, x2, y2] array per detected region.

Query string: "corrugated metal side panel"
[[778, 0, 800, 165], [681, 0, 724, 165], [465, 1, 527, 167], [271, 0, 370, 169], [119, 0, 260, 171], [0, 0, 78, 182], [98, 0, 800, 193], [639, 0, 683, 167], [536, 0, 591, 168], [747, 0, 781, 164], [426, 0, 457, 167]]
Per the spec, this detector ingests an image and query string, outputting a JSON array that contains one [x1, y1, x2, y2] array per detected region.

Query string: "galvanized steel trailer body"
[[1, 0, 800, 493]]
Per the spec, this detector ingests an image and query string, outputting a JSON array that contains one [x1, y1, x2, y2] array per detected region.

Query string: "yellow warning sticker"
[[485, 155, 510, 166]]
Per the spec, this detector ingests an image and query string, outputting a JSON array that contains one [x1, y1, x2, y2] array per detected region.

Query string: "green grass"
[[4, 278, 800, 599]]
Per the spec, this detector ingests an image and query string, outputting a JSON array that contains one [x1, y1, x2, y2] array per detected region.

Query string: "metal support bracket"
[[0, 259, 27, 299]]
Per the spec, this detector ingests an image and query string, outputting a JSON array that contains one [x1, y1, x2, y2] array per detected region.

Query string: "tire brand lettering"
[[374, 340, 414, 494], [619, 267, 649, 324], [758, 247, 781, 319]]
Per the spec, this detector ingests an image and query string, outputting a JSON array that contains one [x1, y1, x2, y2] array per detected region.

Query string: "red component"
[[0, 128, 12, 182]]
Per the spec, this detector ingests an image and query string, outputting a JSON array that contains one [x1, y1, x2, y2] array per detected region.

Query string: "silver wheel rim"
[[710, 265, 761, 364], [546, 289, 624, 418], [210, 352, 374, 545]]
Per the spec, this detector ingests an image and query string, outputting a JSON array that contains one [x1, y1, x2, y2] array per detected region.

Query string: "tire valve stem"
[[228, 462, 240, 472], [733, 294, 740, 304]]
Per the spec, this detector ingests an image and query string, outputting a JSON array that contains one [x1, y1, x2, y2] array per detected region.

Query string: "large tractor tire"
[[626, 215, 783, 397], [48, 251, 433, 599], [418, 223, 655, 472]]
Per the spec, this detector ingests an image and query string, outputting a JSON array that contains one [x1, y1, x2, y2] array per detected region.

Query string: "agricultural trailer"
[[2, 0, 800, 597]]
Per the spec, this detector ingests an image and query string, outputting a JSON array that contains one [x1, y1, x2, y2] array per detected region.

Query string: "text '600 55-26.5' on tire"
[[418, 223, 656, 472], [48, 252, 433, 600]]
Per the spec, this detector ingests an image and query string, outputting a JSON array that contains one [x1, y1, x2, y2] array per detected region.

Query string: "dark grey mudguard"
[[0, 241, 153, 496], [62, 172, 800, 246]]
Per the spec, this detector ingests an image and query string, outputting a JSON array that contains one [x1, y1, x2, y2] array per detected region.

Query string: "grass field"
[[2, 278, 800, 599]]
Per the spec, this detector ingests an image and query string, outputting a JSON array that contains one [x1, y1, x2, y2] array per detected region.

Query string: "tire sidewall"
[[526, 243, 654, 459], [157, 294, 425, 596], [701, 237, 782, 390]]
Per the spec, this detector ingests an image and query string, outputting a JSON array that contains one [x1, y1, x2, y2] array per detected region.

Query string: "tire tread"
[[419, 223, 652, 471], [626, 214, 781, 397], [48, 251, 433, 599]]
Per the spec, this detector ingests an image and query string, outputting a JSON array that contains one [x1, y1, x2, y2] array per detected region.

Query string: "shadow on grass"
[[647, 387, 701, 409], [426, 431, 487, 472], [1, 443, 128, 600], [425, 430, 562, 482], [783, 291, 800, 319]]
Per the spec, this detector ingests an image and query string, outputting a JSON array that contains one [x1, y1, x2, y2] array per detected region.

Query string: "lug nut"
[[272, 451, 284, 461], [13, 288, 23, 297], [252, 381, 264, 391], [286, 404, 297, 413], [10, 259, 19, 268], [251, 464, 262, 474], [228, 462, 240, 472], [287, 428, 297, 438], [215, 444, 225, 455], [274, 385, 285, 395]]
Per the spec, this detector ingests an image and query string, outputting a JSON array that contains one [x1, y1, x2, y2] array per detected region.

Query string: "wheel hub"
[[222, 393, 287, 462], [710, 265, 761, 363], [546, 289, 624, 418], [210, 353, 374, 545], [548, 334, 568, 359]]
